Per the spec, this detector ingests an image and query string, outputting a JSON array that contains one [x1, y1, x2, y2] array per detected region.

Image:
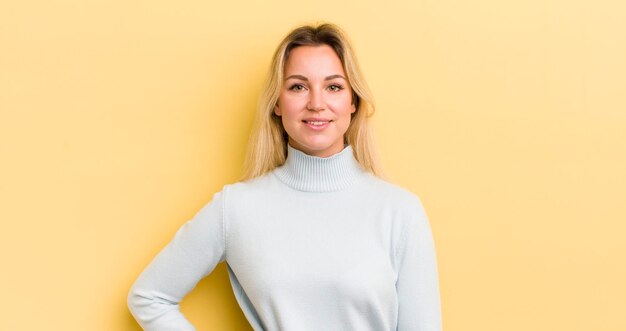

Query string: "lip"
[[302, 118, 332, 122], [302, 118, 332, 130]]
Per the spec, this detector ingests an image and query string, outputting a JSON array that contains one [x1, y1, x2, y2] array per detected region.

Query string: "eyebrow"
[[285, 74, 346, 81]]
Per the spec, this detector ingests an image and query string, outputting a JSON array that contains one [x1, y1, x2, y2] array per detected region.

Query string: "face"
[[274, 44, 356, 158]]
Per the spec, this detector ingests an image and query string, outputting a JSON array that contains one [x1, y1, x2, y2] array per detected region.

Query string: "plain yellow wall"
[[1, 0, 624, 330]]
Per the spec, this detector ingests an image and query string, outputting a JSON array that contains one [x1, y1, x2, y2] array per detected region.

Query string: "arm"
[[127, 190, 227, 331], [396, 197, 442, 331]]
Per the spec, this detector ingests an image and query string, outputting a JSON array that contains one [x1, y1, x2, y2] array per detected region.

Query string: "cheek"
[[279, 92, 306, 111], [329, 96, 355, 117]]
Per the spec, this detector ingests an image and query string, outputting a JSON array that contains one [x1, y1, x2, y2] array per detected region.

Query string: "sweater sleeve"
[[395, 197, 442, 331], [127, 189, 227, 331]]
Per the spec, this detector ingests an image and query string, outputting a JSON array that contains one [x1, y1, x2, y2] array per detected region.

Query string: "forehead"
[[284, 45, 345, 75]]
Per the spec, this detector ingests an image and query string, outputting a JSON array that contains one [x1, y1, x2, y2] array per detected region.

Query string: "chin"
[[302, 143, 344, 157], [289, 134, 343, 153]]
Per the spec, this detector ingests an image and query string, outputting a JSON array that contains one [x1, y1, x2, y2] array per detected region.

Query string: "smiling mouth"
[[302, 120, 332, 125]]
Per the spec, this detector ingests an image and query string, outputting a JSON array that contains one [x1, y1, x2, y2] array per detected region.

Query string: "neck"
[[273, 143, 365, 192]]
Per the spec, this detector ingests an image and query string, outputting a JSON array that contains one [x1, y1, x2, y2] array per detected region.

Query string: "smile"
[[302, 120, 331, 130]]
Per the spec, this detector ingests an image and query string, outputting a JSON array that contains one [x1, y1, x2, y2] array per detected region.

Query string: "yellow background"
[[1, 0, 624, 330]]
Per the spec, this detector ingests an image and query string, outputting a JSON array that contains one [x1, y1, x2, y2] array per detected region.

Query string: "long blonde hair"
[[240, 22, 385, 181]]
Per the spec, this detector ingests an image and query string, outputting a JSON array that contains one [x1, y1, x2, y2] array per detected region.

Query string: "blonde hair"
[[239, 22, 385, 181]]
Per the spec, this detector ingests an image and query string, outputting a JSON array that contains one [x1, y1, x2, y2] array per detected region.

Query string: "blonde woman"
[[128, 22, 442, 331]]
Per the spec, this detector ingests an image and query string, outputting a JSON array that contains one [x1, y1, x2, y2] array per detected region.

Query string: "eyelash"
[[288, 84, 344, 92]]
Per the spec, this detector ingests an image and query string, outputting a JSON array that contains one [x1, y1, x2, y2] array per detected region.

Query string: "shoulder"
[[364, 174, 426, 211], [362, 174, 431, 240], [219, 171, 279, 200]]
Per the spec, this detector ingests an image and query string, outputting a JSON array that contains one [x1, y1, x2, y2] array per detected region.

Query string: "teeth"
[[307, 121, 328, 125]]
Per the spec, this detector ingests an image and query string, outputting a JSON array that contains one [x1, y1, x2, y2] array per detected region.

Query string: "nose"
[[306, 87, 325, 111]]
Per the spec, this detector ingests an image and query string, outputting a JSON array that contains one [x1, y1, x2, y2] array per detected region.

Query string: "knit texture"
[[128, 144, 442, 331]]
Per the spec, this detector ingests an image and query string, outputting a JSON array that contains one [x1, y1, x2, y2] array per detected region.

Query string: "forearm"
[[127, 283, 196, 331], [127, 191, 226, 330]]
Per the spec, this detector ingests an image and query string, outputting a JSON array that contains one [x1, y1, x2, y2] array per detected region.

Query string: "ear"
[[274, 104, 281, 116], [350, 103, 356, 114]]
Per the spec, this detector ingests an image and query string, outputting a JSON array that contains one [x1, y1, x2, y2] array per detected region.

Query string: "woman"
[[128, 22, 442, 331]]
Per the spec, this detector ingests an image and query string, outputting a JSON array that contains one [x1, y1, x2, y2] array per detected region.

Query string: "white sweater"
[[127, 144, 442, 331]]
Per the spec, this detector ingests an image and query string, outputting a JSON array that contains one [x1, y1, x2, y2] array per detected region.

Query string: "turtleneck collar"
[[273, 143, 366, 192]]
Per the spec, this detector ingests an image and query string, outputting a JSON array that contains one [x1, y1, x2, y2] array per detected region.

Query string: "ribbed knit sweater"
[[127, 144, 442, 331]]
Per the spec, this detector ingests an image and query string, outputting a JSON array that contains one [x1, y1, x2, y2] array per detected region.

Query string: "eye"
[[328, 84, 344, 92], [289, 84, 306, 91]]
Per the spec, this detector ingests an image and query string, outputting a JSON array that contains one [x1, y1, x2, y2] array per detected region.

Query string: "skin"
[[274, 44, 356, 158]]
